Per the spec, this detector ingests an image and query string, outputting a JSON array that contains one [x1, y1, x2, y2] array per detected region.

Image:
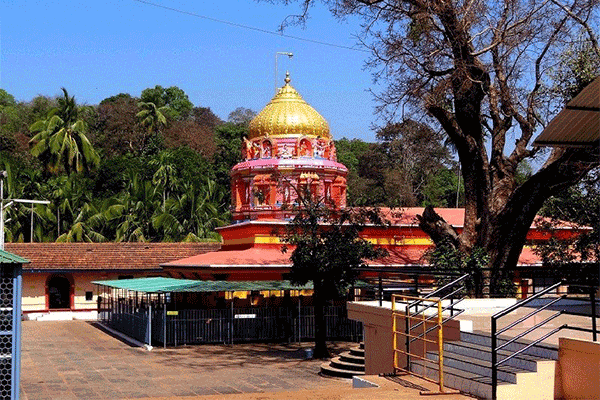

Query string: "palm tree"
[[137, 101, 168, 154], [149, 150, 179, 211], [106, 171, 160, 242], [29, 88, 100, 175], [56, 201, 107, 242], [152, 179, 228, 241]]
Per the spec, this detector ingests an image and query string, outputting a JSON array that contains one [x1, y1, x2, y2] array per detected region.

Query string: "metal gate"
[[0, 259, 23, 400], [392, 294, 457, 395]]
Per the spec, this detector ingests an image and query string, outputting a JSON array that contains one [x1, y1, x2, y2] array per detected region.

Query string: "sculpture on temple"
[[262, 140, 272, 158], [230, 73, 348, 221], [299, 138, 312, 157]]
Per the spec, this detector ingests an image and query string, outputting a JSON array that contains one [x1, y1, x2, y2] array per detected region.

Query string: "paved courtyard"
[[20, 320, 354, 400]]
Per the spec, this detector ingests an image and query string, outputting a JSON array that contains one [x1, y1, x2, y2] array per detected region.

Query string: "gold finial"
[[285, 71, 291, 85]]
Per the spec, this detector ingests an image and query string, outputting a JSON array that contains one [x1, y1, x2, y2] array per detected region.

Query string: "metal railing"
[[390, 274, 468, 395], [491, 281, 600, 400], [392, 294, 448, 394]]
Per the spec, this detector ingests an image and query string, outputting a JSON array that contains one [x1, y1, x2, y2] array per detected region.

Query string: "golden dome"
[[248, 73, 330, 140]]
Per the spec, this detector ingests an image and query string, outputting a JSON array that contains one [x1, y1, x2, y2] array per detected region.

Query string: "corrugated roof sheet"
[[534, 77, 600, 147], [0, 249, 29, 264], [92, 277, 372, 293]]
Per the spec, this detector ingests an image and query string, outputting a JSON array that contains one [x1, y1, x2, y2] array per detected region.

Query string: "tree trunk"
[[312, 279, 330, 359], [420, 147, 598, 297]]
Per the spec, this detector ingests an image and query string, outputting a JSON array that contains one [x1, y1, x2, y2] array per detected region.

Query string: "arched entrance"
[[47, 275, 72, 309]]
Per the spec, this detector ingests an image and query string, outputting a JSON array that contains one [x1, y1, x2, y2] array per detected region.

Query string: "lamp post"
[[0, 170, 7, 251], [275, 52, 293, 93]]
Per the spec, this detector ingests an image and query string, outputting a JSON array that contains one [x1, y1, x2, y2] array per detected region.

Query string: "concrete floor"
[[19, 320, 474, 400]]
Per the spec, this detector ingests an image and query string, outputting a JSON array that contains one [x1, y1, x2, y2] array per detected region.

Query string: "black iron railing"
[[404, 274, 468, 372], [491, 281, 599, 400]]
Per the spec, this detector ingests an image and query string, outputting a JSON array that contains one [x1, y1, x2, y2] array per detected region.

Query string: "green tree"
[[535, 171, 600, 286], [29, 88, 100, 175], [136, 101, 168, 155], [153, 179, 228, 242], [0, 89, 16, 108], [213, 122, 248, 201], [281, 185, 386, 358], [140, 85, 193, 121]]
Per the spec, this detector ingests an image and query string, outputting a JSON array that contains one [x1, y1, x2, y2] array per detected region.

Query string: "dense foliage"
[[0, 86, 244, 242]]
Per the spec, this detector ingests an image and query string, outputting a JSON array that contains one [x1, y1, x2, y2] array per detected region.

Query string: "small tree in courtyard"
[[280, 184, 387, 359]]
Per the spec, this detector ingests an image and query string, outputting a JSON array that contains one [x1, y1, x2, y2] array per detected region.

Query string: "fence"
[[100, 301, 362, 347]]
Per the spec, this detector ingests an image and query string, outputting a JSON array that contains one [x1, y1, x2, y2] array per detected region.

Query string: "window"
[[85, 291, 93, 301]]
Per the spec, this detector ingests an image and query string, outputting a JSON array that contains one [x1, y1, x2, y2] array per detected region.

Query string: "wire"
[[132, 0, 369, 53]]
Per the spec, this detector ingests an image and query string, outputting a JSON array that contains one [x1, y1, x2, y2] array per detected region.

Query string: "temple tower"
[[231, 73, 348, 222]]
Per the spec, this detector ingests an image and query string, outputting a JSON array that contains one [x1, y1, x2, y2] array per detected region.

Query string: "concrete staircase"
[[410, 331, 558, 399], [320, 342, 365, 378]]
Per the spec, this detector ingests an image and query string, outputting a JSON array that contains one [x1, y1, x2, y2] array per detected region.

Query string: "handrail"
[[409, 299, 466, 335], [407, 273, 469, 316], [392, 294, 457, 395], [496, 311, 563, 352], [497, 295, 566, 336], [497, 324, 566, 367], [493, 281, 564, 319], [491, 281, 565, 400]]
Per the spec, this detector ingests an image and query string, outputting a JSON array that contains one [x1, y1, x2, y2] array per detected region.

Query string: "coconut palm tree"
[[106, 171, 160, 242], [29, 88, 100, 175], [152, 179, 228, 241], [136, 101, 168, 154]]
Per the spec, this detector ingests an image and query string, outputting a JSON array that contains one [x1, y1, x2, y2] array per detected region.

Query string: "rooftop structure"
[[231, 72, 347, 222]]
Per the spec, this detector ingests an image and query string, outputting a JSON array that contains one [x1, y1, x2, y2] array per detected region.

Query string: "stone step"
[[339, 351, 365, 364], [426, 351, 520, 384], [410, 358, 514, 400], [460, 331, 558, 360], [329, 357, 365, 372], [349, 347, 364, 357], [320, 362, 365, 378], [444, 340, 541, 372]]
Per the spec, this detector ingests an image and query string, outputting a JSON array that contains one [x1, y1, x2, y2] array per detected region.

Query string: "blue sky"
[[1, 0, 382, 142]]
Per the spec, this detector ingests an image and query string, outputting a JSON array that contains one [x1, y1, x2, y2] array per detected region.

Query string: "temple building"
[[161, 73, 583, 296], [6, 73, 589, 320], [231, 72, 347, 221]]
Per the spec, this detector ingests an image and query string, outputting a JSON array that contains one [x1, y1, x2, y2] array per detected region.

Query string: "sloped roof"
[[533, 76, 600, 147], [92, 277, 315, 293], [5, 242, 221, 272], [162, 242, 542, 268], [0, 249, 29, 264], [163, 247, 291, 268]]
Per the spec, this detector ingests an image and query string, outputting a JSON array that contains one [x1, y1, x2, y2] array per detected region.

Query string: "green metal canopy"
[[0, 249, 29, 264], [92, 277, 371, 293]]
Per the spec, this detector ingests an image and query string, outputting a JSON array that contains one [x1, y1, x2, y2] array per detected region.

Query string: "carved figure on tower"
[[230, 72, 348, 221]]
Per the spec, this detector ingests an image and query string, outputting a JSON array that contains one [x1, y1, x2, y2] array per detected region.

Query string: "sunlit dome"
[[248, 72, 331, 140]]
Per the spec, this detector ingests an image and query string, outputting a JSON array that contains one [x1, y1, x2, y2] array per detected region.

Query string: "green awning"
[[92, 277, 371, 293], [0, 249, 29, 264]]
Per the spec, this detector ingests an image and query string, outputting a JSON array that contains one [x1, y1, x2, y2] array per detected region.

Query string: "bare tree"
[[274, 0, 600, 295]]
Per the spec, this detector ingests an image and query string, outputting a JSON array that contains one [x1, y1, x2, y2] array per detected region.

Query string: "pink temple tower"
[[230, 72, 348, 222]]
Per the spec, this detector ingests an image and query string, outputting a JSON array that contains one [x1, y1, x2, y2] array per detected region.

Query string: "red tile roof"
[[162, 242, 542, 268], [163, 247, 291, 268], [5, 242, 221, 272], [373, 207, 587, 230]]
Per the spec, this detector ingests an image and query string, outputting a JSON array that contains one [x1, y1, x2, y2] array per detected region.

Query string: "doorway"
[[47, 275, 72, 309]]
